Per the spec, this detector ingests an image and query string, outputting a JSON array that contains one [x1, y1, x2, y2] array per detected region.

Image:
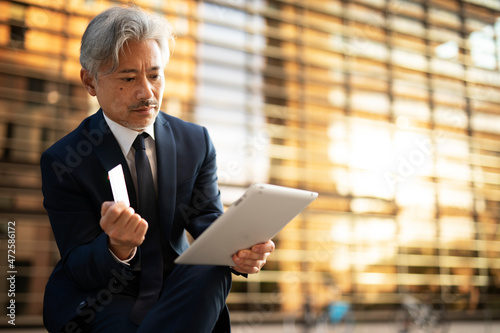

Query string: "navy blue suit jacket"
[[40, 110, 224, 332]]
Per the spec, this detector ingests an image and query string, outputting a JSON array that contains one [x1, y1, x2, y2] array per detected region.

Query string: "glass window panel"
[[436, 157, 472, 181], [397, 182, 436, 220], [354, 217, 396, 242], [392, 49, 427, 70], [429, 27, 463, 45], [471, 112, 500, 134], [350, 91, 390, 115], [0, 25, 10, 45], [198, 23, 246, 49], [433, 106, 468, 129], [393, 98, 431, 122], [198, 43, 247, 66], [348, 121, 393, 170], [429, 7, 461, 27], [328, 89, 346, 108], [430, 58, 465, 77], [26, 7, 64, 32], [440, 217, 475, 243], [396, 181, 436, 208], [199, 2, 246, 27], [388, 130, 435, 180], [196, 84, 246, 105], [356, 0, 385, 8], [466, 67, 500, 85], [470, 27, 497, 69], [466, 17, 491, 32], [390, 16, 425, 36], [465, 0, 500, 10], [399, 218, 437, 245], [351, 40, 388, 60], [350, 169, 394, 199], [393, 0, 425, 19], [347, 3, 383, 24], [436, 137, 470, 159], [393, 79, 428, 100], [438, 185, 474, 212], [195, 5, 267, 187], [306, 46, 342, 68], [197, 63, 247, 86], [435, 40, 459, 60]]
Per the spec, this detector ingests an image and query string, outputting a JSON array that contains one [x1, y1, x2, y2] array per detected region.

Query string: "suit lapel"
[[154, 113, 177, 241], [90, 110, 138, 209]]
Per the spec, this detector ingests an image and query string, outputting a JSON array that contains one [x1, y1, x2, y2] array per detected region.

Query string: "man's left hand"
[[231, 240, 275, 274]]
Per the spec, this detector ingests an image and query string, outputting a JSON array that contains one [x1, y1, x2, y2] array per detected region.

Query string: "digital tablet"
[[174, 183, 318, 266]]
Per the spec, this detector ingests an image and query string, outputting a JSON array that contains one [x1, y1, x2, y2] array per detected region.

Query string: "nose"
[[135, 76, 154, 100]]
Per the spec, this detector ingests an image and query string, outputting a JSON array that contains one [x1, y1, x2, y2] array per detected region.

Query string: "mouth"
[[131, 106, 157, 115]]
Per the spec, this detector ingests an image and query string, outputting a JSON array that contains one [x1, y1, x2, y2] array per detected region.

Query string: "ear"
[[80, 68, 97, 96]]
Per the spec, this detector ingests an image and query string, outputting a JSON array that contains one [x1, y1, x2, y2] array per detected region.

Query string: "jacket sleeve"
[[40, 150, 135, 291]]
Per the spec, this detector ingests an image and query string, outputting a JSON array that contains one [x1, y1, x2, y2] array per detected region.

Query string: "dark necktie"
[[129, 133, 163, 324]]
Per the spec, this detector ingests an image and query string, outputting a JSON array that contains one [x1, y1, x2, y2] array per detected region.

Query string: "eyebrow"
[[117, 66, 162, 74]]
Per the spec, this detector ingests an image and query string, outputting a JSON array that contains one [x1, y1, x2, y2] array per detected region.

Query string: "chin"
[[118, 109, 158, 130], [121, 118, 155, 131]]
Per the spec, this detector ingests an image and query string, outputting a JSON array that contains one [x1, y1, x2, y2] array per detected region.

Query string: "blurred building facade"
[[0, 0, 499, 327]]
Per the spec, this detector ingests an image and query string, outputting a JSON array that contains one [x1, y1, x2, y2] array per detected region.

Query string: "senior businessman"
[[40, 6, 274, 332]]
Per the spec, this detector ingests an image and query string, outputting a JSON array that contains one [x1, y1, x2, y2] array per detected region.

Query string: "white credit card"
[[108, 164, 130, 207]]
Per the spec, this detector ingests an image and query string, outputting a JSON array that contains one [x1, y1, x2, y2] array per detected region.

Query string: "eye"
[[122, 77, 135, 82], [150, 74, 161, 80]]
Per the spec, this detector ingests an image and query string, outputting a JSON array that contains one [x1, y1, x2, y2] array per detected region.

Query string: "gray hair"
[[80, 6, 175, 77]]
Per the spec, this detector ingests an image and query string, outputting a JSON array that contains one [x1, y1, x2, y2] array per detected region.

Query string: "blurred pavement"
[[2, 321, 499, 332], [231, 321, 499, 332]]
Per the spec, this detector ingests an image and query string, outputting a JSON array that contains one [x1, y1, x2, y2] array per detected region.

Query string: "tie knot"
[[132, 133, 149, 151]]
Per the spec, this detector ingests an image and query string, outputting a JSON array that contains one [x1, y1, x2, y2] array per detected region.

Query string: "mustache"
[[128, 99, 159, 110]]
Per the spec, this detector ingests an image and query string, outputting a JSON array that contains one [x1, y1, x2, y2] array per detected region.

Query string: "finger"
[[231, 260, 262, 274], [133, 218, 148, 239], [102, 202, 129, 222], [251, 240, 275, 254], [100, 201, 115, 216], [232, 254, 267, 273], [116, 206, 136, 227], [115, 209, 144, 239], [108, 214, 145, 248], [100, 204, 135, 236], [236, 249, 270, 262]]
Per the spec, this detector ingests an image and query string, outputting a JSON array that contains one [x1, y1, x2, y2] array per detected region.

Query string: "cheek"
[[155, 82, 165, 98]]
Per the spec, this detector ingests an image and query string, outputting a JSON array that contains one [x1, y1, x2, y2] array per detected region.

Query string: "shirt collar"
[[103, 112, 156, 157]]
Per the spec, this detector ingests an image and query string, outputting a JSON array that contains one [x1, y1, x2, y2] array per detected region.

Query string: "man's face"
[[82, 39, 166, 131]]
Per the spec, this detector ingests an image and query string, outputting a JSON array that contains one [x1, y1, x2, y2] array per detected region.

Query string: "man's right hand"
[[100, 201, 148, 260]]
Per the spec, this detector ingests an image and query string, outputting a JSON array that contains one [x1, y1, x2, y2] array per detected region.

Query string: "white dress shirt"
[[103, 113, 158, 264]]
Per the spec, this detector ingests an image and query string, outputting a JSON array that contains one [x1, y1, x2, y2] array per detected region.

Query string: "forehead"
[[116, 39, 163, 69]]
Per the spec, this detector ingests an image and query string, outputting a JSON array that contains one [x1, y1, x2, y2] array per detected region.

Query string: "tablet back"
[[174, 183, 318, 266]]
